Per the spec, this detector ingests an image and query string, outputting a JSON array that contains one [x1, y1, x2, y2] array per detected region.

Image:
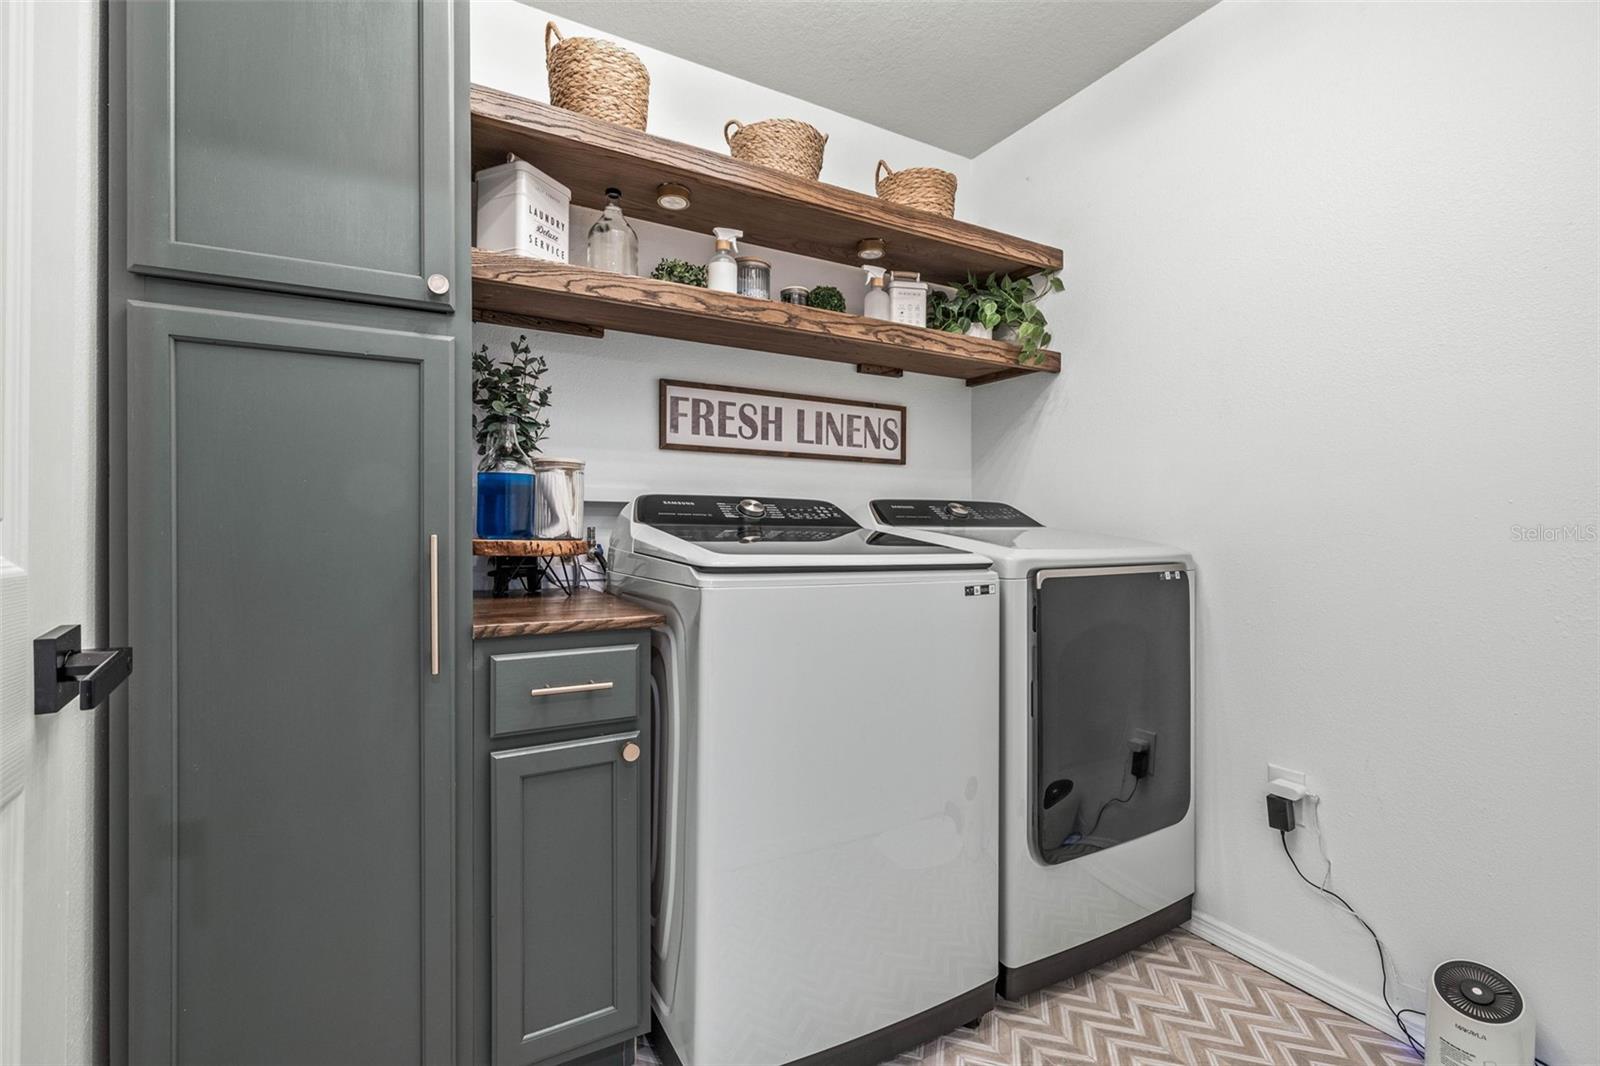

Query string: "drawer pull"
[[621, 742, 641, 763], [529, 680, 614, 698]]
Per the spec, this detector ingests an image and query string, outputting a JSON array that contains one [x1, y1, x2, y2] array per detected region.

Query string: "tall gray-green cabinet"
[[109, 1, 473, 1064]]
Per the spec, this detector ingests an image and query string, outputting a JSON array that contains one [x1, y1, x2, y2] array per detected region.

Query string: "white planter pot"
[[965, 322, 993, 340]]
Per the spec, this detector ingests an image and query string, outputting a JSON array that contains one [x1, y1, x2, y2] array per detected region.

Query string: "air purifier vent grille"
[[1433, 960, 1523, 1024]]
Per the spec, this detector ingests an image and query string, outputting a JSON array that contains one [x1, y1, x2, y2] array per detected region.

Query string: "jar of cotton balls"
[[532, 458, 586, 540]]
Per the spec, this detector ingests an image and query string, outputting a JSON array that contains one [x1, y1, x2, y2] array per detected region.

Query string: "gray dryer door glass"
[[1034, 567, 1191, 864]]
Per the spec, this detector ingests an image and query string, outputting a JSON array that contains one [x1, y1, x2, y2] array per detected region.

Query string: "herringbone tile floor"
[[638, 929, 1417, 1066]]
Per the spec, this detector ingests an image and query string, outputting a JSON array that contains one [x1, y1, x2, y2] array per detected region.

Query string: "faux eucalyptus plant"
[[472, 333, 552, 458], [930, 271, 1064, 364]]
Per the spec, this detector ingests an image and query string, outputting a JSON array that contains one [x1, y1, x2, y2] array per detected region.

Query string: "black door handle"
[[34, 624, 133, 714]]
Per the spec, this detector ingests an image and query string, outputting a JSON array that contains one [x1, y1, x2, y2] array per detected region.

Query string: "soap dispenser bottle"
[[862, 265, 890, 320], [586, 187, 639, 275], [708, 228, 741, 292]]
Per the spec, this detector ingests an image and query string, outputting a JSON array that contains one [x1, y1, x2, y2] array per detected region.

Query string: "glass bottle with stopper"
[[586, 187, 639, 275], [476, 422, 536, 539]]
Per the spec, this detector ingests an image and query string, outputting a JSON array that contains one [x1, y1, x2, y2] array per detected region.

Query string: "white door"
[[0, 2, 103, 1063]]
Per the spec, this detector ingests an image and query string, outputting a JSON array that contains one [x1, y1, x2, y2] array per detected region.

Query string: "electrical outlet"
[[1266, 763, 1315, 820], [1267, 763, 1307, 792]]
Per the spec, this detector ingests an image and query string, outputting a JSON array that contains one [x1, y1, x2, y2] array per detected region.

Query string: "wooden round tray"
[[472, 539, 591, 558]]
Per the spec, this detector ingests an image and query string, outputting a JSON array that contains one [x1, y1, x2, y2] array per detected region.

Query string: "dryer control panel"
[[636, 494, 857, 528], [871, 499, 1041, 527]]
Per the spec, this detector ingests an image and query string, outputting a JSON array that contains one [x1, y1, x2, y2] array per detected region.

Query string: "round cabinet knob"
[[621, 742, 641, 763], [426, 273, 450, 295], [945, 502, 972, 520], [737, 498, 767, 520]]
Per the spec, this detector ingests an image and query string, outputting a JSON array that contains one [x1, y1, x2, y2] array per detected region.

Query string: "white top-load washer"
[[608, 495, 1000, 1066], [864, 500, 1195, 999]]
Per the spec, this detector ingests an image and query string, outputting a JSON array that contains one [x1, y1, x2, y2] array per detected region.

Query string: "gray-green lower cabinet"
[[123, 301, 457, 1065], [491, 735, 646, 1065], [476, 629, 652, 1066]]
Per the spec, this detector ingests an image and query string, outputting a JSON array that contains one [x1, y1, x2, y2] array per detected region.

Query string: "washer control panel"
[[637, 494, 857, 528], [870, 499, 1041, 527]]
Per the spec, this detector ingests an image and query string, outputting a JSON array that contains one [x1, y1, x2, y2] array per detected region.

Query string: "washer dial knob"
[[944, 502, 973, 520], [737, 498, 767, 520]]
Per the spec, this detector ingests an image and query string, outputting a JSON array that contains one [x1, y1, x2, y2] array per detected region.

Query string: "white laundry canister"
[[474, 155, 571, 263], [888, 272, 928, 327], [532, 458, 585, 539]]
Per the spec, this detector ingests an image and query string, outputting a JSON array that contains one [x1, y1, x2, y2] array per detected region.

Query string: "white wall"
[[967, 2, 1598, 1060], [473, 1, 976, 506]]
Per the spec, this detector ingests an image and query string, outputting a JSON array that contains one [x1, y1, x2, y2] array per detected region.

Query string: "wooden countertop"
[[472, 589, 665, 639]]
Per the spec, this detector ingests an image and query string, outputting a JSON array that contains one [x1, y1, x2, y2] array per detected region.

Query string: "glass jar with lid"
[[736, 257, 772, 300]]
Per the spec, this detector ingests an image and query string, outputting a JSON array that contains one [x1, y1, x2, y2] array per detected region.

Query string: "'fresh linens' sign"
[[659, 380, 906, 465]]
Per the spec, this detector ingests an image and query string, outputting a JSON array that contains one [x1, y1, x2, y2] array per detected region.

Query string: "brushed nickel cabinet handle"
[[529, 680, 614, 698], [427, 273, 450, 295], [428, 534, 439, 676]]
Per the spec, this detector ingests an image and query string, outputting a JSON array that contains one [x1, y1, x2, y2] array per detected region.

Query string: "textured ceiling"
[[530, 0, 1217, 157]]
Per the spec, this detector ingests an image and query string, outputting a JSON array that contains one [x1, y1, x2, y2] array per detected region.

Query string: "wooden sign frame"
[[658, 379, 907, 465]]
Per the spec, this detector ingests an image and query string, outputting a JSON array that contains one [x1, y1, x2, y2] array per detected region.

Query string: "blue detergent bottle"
[[476, 423, 536, 539]]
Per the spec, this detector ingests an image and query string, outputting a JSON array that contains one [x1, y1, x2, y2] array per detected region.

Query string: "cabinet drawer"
[[489, 643, 640, 738]]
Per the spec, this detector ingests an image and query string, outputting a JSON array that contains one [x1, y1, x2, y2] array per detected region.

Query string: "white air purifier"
[[1424, 960, 1535, 1066]]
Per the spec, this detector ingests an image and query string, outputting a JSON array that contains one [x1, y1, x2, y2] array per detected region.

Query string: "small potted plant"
[[651, 257, 708, 287], [472, 334, 551, 539], [930, 271, 1062, 363], [806, 284, 847, 313]]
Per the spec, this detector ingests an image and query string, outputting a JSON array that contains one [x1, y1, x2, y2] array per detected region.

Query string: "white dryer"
[[608, 495, 1000, 1065], [865, 500, 1194, 999]]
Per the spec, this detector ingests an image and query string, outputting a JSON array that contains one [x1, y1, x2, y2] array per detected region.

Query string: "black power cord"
[[1079, 776, 1139, 839], [1279, 830, 1426, 1057]]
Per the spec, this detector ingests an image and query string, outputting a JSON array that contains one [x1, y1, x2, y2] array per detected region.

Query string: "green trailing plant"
[[926, 289, 960, 332], [651, 257, 708, 287], [472, 333, 552, 458], [806, 284, 846, 313], [932, 271, 1064, 364]]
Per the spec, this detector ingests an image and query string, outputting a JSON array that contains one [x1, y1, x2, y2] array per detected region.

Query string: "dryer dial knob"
[[737, 498, 767, 519], [944, 502, 972, 520]]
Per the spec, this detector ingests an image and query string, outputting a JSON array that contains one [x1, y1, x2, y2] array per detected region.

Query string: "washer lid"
[[872, 498, 1043, 527], [864, 499, 1189, 577], [624, 494, 991, 571]]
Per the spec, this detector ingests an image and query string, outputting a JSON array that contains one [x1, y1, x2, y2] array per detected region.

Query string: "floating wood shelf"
[[471, 86, 1063, 286], [472, 251, 1060, 386], [471, 538, 592, 558]]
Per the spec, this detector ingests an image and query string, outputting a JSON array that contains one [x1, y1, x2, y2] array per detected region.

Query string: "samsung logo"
[[660, 499, 696, 506]]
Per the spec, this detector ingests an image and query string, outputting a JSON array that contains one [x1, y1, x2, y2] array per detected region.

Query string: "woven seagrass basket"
[[723, 118, 828, 180], [875, 159, 957, 217], [545, 21, 649, 131]]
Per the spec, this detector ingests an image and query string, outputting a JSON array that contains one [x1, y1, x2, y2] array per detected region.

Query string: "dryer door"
[[1033, 565, 1191, 864]]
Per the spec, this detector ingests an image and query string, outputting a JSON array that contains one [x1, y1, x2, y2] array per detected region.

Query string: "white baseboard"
[[1184, 910, 1421, 1048]]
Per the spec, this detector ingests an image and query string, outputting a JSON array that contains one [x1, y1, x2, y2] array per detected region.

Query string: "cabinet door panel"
[[127, 0, 456, 309], [125, 302, 455, 1065], [492, 734, 647, 1066]]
